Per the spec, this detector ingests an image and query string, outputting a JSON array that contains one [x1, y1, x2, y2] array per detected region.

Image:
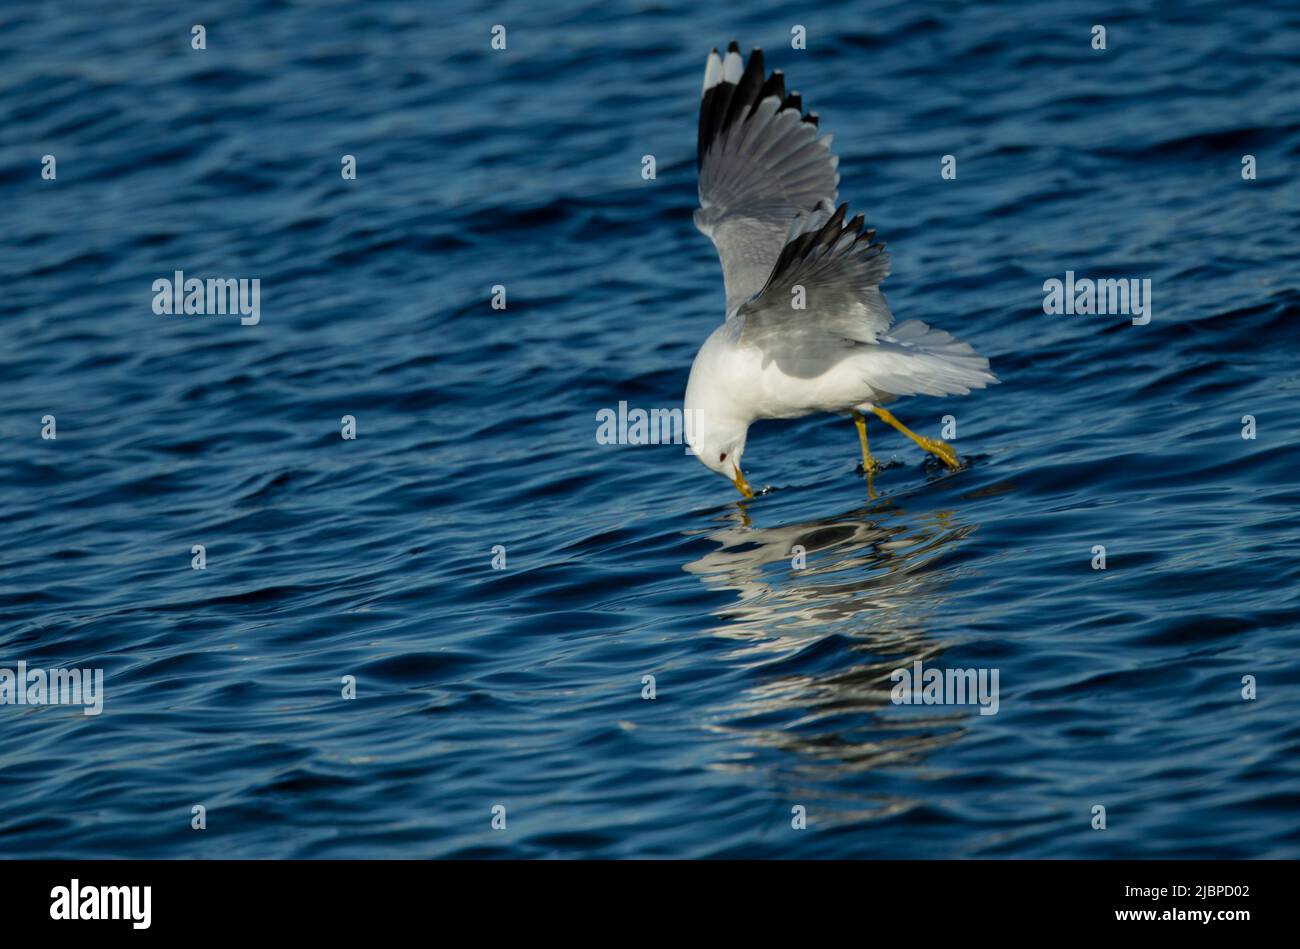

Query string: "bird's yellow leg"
[[870, 407, 960, 469], [731, 464, 755, 500], [851, 410, 879, 498]]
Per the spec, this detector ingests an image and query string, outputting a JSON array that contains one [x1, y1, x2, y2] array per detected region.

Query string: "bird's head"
[[687, 412, 753, 498]]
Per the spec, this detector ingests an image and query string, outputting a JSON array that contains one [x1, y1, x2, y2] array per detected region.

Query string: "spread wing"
[[737, 199, 894, 374], [695, 42, 841, 317], [738, 201, 995, 396]]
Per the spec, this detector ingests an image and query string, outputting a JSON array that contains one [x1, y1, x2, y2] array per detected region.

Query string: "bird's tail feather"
[[867, 320, 998, 397]]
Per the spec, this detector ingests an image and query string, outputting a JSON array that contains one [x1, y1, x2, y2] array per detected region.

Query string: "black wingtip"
[[758, 204, 888, 299], [755, 71, 786, 109], [723, 46, 767, 131], [700, 42, 828, 170], [811, 204, 849, 250]]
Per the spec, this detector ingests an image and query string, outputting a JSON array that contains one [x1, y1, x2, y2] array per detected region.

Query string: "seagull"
[[684, 42, 997, 499]]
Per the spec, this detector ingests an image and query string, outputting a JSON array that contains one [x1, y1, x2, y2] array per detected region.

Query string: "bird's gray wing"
[[737, 202, 994, 395], [695, 43, 840, 317], [737, 200, 895, 378]]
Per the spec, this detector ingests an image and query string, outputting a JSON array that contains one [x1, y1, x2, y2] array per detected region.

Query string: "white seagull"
[[685, 42, 997, 498]]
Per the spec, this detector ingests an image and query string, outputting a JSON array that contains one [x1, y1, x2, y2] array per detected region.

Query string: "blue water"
[[2, 0, 1299, 859]]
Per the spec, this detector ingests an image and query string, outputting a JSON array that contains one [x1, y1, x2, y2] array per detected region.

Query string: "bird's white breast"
[[687, 319, 884, 425]]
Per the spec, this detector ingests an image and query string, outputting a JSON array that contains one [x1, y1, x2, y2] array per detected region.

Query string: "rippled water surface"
[[2, 0, 1299, 858]]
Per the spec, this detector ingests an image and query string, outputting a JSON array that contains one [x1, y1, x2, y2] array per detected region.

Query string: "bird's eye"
[[719, 452, 727, 462]]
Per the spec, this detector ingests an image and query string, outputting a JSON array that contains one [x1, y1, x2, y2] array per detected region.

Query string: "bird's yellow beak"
[[731, 463, 754, 499]]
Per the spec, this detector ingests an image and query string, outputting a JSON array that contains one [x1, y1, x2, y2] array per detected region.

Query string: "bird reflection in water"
[[683, 496, 983, 824]]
